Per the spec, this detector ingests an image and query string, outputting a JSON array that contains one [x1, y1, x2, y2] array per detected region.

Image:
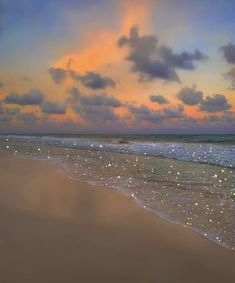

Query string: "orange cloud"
[[54, 0, 154, 73]]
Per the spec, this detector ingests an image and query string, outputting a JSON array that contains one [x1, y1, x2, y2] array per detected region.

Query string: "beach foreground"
[[0, 155, 234, 283]]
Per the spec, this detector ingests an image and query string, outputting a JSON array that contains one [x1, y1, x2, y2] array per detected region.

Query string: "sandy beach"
[[0, 154, 234, 283]]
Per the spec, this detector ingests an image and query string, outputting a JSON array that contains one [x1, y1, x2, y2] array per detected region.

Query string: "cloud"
[[221, 43, 235, 88], [50, 60, 116, 89], [0, 107, 16, 119], [128, 104, 185, 122], [0, 114, 11, 122], [67, 86, 82, 107], [17, 112, 38, 122], [177, 86, 203, 105], [0, 103, 19, 116], [202, 111, 235, 130], [128, 105, 163, 121], [224, 67, 235, 89], [68, 87, 122, 107], [5, 108, 20, 116], [67, 60, 116, 89], [163, 105, 185, 118], [0, 101, 38, 124], [74, 105, 119, 121], [41, 100, 67, 115], [199, 94, 231, 112], [0, 103, 21, 122], [149, 95, 169, 104], [49, 67, 67, 84], [158, 46, 207, 70], [220, 111, 235, 124], [79, 71, 116, 89], [4, 89, 44, 105], [118, 26, 207, 82], [3, 88, 68, 116], [68, 87, 122, 122], [68, 86, 81, 101], [221, 43, 235, 64], [66, 59, 80, 81], [177, 87, 232, 113], [79, 93, 121, 107], [0, 81, 4, 88]]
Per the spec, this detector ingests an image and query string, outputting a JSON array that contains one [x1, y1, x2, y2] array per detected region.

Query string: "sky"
[[0, 0, 235, 134]]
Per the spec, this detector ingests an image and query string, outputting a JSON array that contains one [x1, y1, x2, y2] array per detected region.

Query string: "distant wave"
[[0, 134, 235, 168]]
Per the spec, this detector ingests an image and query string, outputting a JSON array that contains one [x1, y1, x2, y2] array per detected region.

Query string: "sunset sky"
[[0, 0, 235, 133]]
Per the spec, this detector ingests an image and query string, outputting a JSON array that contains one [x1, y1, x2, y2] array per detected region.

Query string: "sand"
[[0, 154, 234, 283]]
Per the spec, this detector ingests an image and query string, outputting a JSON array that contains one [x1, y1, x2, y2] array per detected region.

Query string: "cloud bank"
[[4, 89, 44, 105]]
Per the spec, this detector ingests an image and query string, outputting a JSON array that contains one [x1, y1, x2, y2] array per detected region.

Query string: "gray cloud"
[[163, 105, 185, 118], [0, 103, 18, 115], [3, 88, 68, 116], [65, 58, 80, 81], [68, 86, 81, 101], [0, 104, 23, 122], [177, 87, 232, 113], [158, 46, 207, 70], [41, 100, 67, 115], [49, 67, 67, 84], [221, 43, 235, 64], [74, 105, 119, 121], [0, 107, 3, 116], [0, 106, 17, 118], [0, 114, 11, 122], [203, 111, 235, 127], [67, 68, 80, 81], [5, 108, 20, 116], [68, 87, 122, 122], [4, 89, 44, 105], [118, 26, 207, 82], [0, 102, 39, 124], [67, 62, 115, 89], [0, 81, 4, 88], [221, 43, 235, 89], [177, 86, 203, 105], [67, 86, 82, 108], [220, 111, 235, 124], [68, 87, 122, 108], [149, 95, 169, 104], [224, 67, 235, 89], [128, 104, 185, 122], [199, 94, 231, 112], [128, 105, 163, 122], [50, 60, 116, 89], [79, 72, 116, 89], [17, 112, 38, 122], [79, 93, 121, 107]]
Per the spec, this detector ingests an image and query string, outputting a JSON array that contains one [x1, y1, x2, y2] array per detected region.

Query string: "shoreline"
[[12, 152, 235, 251], [0, 154, 235, 282]]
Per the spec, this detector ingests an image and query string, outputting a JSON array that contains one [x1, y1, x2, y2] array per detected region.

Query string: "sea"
[[0, 134, 234, 250]]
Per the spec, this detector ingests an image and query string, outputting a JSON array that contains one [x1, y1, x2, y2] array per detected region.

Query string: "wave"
[[1, 134, 234, 168]]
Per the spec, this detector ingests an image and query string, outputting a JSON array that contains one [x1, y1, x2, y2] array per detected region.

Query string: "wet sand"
[[0, 154, 234, 283]]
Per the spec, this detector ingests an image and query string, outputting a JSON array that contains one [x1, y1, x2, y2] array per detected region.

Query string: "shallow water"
[[0, 134, 234, 250], [1, 134, 234, 167]]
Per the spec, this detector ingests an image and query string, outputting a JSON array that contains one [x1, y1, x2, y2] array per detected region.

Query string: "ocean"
[[0, 134, 234, 250]]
